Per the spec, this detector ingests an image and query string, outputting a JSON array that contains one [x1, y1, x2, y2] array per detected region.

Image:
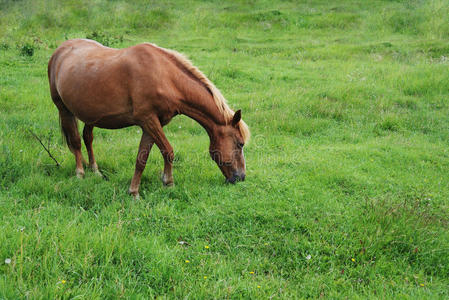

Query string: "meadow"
[[1, 0, 449, 298]]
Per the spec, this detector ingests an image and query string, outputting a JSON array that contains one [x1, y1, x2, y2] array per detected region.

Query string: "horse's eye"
[[237, 142, 244, 149]]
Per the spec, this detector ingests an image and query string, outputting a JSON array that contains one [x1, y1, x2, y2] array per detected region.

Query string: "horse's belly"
[[91, 112, 135, 129], [58, 75, 134, 128]]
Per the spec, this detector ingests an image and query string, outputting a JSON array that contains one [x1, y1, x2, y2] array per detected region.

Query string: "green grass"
[[1, 0, 449, 298]]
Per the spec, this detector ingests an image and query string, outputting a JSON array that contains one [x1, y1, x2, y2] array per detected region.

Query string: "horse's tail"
[[48, 49, 79, 153], [58, 112, 67, 146], [58, 112, 79, 151], [49, 84, 79, 154]]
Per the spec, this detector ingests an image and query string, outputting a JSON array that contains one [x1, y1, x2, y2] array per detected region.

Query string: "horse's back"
[[49, 39, 165, 95], [48, 39, 138, 127], [48, 39, 181, 128]]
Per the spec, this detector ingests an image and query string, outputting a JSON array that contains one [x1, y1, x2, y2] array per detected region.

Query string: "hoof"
[[90, 164, 103, 177], [163, 181, 174, 187], [93, 169, 104, 178], [76, 169, 85, 179], [128, 188, 140, 199], [161, 172, 174, 187]]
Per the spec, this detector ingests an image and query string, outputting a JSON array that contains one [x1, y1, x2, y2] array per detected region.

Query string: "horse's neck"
[[177, 82, 226, 139]]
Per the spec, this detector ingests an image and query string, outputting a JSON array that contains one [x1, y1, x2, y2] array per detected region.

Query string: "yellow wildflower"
[[249, 271, 255, 274], [351, 258, 355, 262], [185, 260, 190, 263], [205, 245, 209, 249]]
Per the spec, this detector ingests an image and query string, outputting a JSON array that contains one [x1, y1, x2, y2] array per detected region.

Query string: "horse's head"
[[210, 110, 249, 183]]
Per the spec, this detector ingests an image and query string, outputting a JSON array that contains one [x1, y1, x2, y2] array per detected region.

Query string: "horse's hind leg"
[[82, 124, 101, 176], [59, 109, 85, 178]]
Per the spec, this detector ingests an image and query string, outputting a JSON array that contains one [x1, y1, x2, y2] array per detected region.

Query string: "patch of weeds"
[[17, 41, 36, 56], [245, 10, 287, 24], [0, 42, 10, 50], [221, 68, 247, 80], [86, 31, 123, 47], [374, 114, 401, 134], [380, 118, 399, 131]]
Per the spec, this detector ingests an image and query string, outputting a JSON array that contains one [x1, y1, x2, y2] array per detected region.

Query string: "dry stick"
[[27, 129, 60, 167]]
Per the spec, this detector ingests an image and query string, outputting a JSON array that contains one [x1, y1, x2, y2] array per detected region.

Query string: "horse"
[[47, 39, 250, 197]]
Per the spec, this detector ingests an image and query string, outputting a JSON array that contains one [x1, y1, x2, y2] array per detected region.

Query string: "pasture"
[[1, 0, 449, 298]]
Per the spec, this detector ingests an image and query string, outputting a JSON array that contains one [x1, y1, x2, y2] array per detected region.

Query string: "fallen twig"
[[27, 129, 60, 167]]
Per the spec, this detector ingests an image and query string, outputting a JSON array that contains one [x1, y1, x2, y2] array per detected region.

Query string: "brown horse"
[[48, 39, 250, 197]]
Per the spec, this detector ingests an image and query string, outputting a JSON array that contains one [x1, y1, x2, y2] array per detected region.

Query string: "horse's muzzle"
[[226, 172, 245, 184]]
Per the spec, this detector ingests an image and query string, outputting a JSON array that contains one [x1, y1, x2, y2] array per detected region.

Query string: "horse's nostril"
[[227, 172, 245, 184], [226, 176, 237, 184]]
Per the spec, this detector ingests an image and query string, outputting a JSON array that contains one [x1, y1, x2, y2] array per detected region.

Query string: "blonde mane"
[[148, 43, 250, 143]]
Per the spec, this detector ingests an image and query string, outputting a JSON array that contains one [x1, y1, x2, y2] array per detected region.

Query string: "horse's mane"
[[147, 43, 250, 143]]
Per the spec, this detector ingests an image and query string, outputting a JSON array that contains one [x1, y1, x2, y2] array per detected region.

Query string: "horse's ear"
[[232, 110, 241, 127]]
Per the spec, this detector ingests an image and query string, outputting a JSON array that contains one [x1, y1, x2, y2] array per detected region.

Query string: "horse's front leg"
[[161, 147, 174, 186], [128, 131, 154, 197], [142, 118, 174, 186]]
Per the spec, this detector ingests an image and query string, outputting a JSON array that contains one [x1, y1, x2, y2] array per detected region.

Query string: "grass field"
[[1, 0, 449, 298]]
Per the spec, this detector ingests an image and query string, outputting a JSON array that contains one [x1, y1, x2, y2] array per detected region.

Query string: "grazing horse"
[[48, 39, 250, 196]]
